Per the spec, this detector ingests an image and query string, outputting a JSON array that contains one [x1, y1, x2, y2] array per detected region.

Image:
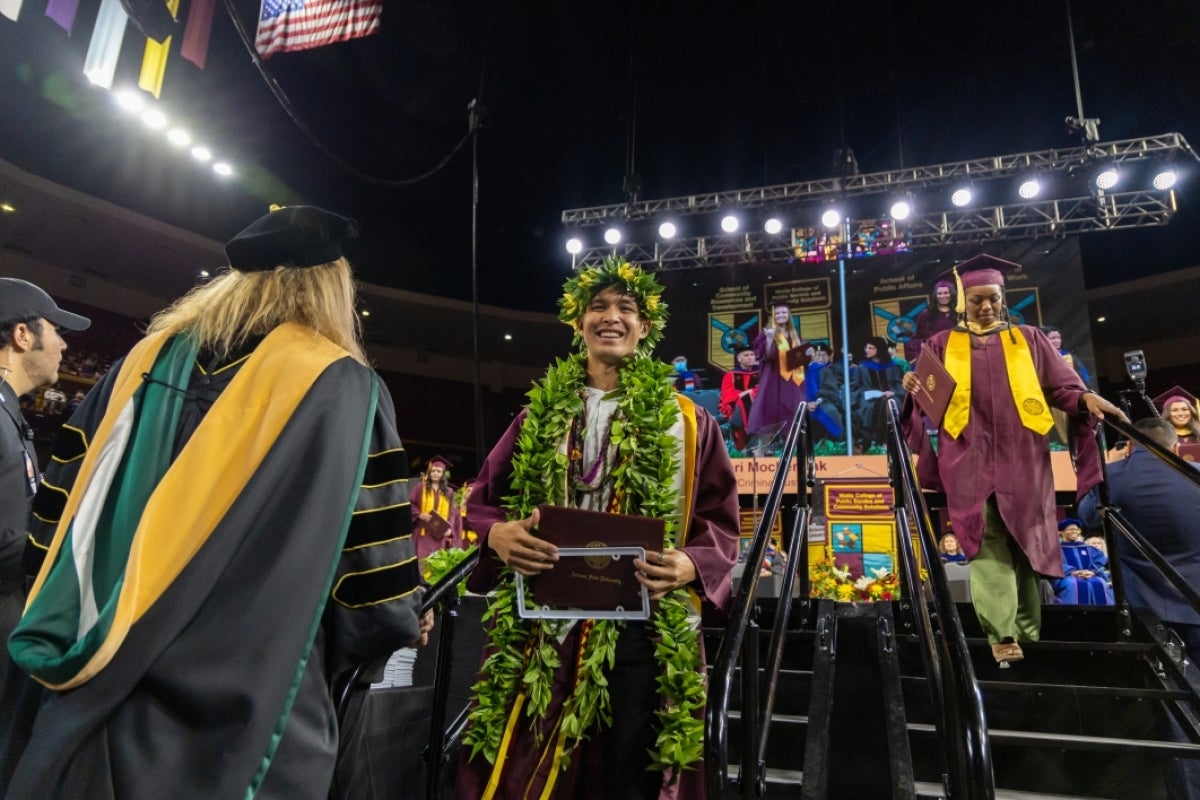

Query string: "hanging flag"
[[120, 0, 177, 42], [0, 0, 21, 22], [83, 0, 130, 90], [45, 0, 81, 33], [180, 0, 216, 69], [255, 0, 383, 60], [137, 0, 179, 98]]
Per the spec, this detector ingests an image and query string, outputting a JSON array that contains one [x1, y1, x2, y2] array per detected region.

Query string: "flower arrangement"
[[810, 558, 901, 602], [421, 546, 477, 596]]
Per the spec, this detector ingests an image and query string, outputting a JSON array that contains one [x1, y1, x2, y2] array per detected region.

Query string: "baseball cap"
[[0, 278, 91, 331]]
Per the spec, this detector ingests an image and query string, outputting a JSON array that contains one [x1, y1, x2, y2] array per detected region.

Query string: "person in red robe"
[[719, 344, 759, 450], [454, 258, 739, 799], [900, 254, 1125, 666]]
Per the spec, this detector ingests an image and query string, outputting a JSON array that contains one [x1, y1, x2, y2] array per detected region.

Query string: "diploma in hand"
[[516, 504, 665, 621], [912, 347, 957, 425], [421, 510, 452, 540]]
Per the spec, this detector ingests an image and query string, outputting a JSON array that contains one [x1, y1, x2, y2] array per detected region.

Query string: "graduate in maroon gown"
[[409, 454, 464, 560], [900, 254, 1125, 666], [455, 257, 739, 799], [746, 303, 808, 438], [907, 278, 957, 364]]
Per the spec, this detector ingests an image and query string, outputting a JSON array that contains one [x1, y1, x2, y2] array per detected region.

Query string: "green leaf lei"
[[462, 351, 707, 777]]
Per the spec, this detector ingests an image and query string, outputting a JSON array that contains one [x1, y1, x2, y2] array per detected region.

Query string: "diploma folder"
[[515, 504, 665, 621], [421, 510, 452, 540], [912, 347, 957, 425]]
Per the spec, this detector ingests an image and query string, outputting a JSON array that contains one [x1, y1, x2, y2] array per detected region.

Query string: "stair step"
[[908, 721, 1200, 755], [914, 779, 1113, 799]]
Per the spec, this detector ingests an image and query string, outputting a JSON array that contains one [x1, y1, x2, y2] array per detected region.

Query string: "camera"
[[1124, 350, 1147, 384]]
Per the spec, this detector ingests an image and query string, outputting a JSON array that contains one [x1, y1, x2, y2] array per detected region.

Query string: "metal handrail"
[[886, 399, 995, 798], [705, 401, 810, 798]]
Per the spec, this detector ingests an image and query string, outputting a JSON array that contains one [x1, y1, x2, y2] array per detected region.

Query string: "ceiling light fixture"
[[658, 221, 677, 239], [603, 227, 622, 245], [763, 217, 783, 235], [1017, 178, 1041, 199], [950, 186, 973, 207], [565, 237, 583, 254], [720, 214, 740, 233], [1152, 168, 1178, 190]]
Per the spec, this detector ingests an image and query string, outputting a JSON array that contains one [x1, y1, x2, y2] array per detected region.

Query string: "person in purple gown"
[[1052, 518, 1113, 605], [455, 258, 739, 799], [900, 254, 1126, 666], [907, 278, 957, 365], [746, 302, 808, 439]]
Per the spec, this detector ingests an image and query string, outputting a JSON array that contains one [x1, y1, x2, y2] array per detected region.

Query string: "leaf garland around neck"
[[462, 352, 707, 777]]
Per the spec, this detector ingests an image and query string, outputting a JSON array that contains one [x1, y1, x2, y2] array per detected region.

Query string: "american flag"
[[255, 0, 383, 59]]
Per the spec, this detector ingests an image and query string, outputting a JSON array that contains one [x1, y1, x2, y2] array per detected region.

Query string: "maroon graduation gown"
[[902, 325, 1099, 577], [456, 403, 739, 799]]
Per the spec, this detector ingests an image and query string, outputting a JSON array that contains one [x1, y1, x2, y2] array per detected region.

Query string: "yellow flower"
[[617, 263, 636, 282], [645, 295, 661, 312], [577, 272, 594, 289], [836, 583, 856, 601], [868, 582, 885, 599]]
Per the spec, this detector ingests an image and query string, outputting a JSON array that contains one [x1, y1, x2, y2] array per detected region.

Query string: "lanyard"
[[0, 390, 38, 496]]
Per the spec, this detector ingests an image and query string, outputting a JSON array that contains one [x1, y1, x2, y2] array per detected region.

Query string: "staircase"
[[719, 597, 1200, 799]]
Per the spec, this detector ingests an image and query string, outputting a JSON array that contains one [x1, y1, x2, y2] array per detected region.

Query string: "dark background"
[[1, 0, 1198, 314]]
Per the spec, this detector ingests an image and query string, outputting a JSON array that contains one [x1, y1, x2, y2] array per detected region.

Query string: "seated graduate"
[[671, 354, 702, 392], [804, 343, 845, 443], [1053, 518, 1113, 605]]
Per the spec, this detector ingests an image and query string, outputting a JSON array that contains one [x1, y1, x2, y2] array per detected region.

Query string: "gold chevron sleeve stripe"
[[56, 324, 349, 690]]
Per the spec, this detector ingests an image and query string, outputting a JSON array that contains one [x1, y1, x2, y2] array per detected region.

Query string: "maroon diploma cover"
[[530, 504, 665, 613], [421, 511, 452, 540], [912, 347, 957, 425], [784, 347, 809, 373]]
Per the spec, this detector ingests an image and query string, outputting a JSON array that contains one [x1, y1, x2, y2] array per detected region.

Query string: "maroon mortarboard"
[[428, 455, 452, 469], [939, 254, 1021, 314], [1153, 385, 1198, 415]]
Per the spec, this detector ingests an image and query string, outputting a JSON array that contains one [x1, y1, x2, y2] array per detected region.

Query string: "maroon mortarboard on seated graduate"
[[1153, 385, 1199, 415], [224, 205, 358, 272]]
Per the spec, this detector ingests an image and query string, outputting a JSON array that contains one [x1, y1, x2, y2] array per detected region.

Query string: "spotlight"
[[565, 237, 583, 254], [166, 128, 191, 147], [821, 208, 842, 229], [1094, 166, 1119, 190], [360, 309, 371, 318], [720, 215, 740, 233], [763, 217, 783, 235], [113, 89, 145, 113], [1153, 168, 1178, 190], [190, 146, 212, 162], [141, 109, 168, 130], [213, 162, 234, 177], [503, 333, 513, 341], [1017, 178, 1041, 199], [603, 227, 622, 245], [951, 186, 973, 207], [658, 221, 677, 239], [889, 197, 912, 221]]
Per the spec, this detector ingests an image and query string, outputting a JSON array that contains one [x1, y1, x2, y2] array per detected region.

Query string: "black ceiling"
[[1, 0, 1199, 314]]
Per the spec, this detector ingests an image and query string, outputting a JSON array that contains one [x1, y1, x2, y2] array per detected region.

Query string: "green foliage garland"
[[462, 352, 706, 777]]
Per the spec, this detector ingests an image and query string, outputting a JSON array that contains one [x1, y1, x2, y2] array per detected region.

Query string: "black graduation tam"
[[225, 205, 359, 272], [732, 342, 754, 354], [812, 342, 833, 354]]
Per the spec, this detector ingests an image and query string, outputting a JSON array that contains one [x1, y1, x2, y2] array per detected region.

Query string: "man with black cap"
[[719, 343, 759, 450], [900, 253, 1125, 666], [2, 206, 431, 799], [0, 278, 90, 733], [411, 454, 464, 560]]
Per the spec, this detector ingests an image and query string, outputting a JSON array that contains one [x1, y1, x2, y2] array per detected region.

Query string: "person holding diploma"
[[746, 301, 809, 438], [455, 257, 740, 799], [900, 253, 1125, 666], [410, 454, 463, 560]]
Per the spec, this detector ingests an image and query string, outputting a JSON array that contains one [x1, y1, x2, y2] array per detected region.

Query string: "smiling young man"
[[900, 253, 1125, 666], [455, 257, 739, 799]]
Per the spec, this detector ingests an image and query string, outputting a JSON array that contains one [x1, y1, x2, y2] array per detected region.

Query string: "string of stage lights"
[[106, 86, 236, 180], [562, 133, 1197, 272]]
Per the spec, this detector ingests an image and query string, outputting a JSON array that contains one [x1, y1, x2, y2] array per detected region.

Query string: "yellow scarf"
[[776, 331, 804, 386], [943, 326, 1054, 439], [420, 483, 451, 519]]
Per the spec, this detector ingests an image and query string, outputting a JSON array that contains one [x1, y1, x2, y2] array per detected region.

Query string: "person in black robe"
[[853, 336, 905, 451], [1, 206, 431, 800]]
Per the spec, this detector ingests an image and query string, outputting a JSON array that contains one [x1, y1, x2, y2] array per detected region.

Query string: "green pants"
[[969, 496, 1042, 645]]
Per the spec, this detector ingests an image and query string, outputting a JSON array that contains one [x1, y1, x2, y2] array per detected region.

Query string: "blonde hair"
[[148, 258, 366, 364]]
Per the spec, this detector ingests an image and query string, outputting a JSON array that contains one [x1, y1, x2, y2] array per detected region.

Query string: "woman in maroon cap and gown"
[[901, 254, 1125, 666], [746, 302, 808, 441]]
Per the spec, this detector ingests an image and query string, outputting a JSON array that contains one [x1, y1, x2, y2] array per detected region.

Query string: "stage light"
[[141, 109, 168, 130], [166, 128, 191, 147], [821, 208, 842, 229], [603, 227, 622, 245], [720, 214, 740, 233], [889, 197, 912, 221], [213, 162, 234, 177], [565, 237, 583, 254], [658, 221, 677, 239], [360, 309, 371, 318], [763, 217, 783, 235], [1018, 178, 1041, 199], [951, 186, 973, 207], [1153, 168, 1178, 190], [0, 203, 14, 213], [503, 333, 513, 341], [113, 89, 145, 113], [1094, 166, 1119, 190], [191, 146, 212, 162]]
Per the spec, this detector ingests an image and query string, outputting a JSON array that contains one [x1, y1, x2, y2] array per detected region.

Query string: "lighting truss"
[[569, 190, 1178, 272], [563, 132, 1195, 272], [561, 132, 1194, 226]]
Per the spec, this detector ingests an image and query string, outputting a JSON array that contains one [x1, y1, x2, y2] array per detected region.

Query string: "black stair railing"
[[885, 399, 995, 799], [706, 400, 812, 799]]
